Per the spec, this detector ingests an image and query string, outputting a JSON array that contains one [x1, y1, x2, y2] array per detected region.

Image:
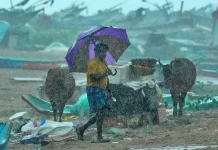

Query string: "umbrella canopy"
[[65, 25, 130, 72]]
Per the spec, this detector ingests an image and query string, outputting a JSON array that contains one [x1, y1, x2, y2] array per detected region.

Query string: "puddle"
[[130, 145, 218, 150]]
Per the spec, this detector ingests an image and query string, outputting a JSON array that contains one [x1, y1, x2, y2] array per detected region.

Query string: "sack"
[[155, 84, 163, 100]]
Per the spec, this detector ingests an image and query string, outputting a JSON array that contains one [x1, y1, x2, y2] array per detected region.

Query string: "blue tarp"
[[70, 94, 89, 116], [163, 94, 218, 111]]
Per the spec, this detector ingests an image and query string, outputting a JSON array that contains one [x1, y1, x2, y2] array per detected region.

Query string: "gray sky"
[[1, 0, 217, 15]]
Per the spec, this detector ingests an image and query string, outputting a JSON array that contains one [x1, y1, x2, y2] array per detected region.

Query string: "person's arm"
[[106, 77, 111, 92], [90, 72, 108, 81], [90, 69, 113, 81], [87, 61, 111, 82]]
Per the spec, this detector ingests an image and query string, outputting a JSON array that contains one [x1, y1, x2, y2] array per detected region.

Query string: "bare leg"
[[91, 108, 110, 143], [96, 108, 105, 140], [179, 92, 187, 117], [76, 114, 97, 140]]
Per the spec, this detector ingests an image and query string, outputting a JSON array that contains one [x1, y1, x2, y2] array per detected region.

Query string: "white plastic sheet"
[[21, 120, 74, 137]]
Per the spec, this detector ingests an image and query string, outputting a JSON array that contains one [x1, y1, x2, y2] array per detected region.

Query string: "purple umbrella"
[[65, 25, 130, 72]]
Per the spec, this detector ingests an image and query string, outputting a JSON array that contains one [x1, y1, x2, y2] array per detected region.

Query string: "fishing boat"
[[0, 21, 9, 44], [21, 94, 72, 115], [0, 56, 65, 69], [0, 122, 12, 150]]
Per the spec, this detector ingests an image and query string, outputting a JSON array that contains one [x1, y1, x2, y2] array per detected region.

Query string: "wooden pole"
[[10, 0, 14, 9]]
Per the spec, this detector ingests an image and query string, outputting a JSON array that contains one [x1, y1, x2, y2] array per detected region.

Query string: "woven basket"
[[131, 65, 156, 76], [131, 58, 157, 68]]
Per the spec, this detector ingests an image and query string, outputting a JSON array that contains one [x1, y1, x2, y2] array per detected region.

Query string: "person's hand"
[[107, 68, 113, 76], [108, 92, 113, 98]]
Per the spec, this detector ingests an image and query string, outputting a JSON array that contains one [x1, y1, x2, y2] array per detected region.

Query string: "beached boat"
[[0, 56, 65, 69], [0, 122, 12, 150], [21, 94, 72, 115], [198, 69, 218, 78], [0, 21, 9, 44]]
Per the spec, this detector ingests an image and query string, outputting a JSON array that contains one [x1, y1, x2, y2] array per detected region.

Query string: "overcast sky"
[[1, 0, 217, 15]]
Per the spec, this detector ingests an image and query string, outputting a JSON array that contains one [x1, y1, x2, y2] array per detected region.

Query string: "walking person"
[[76, 43, 113, 143]]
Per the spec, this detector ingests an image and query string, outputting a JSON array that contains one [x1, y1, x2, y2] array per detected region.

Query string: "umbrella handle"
[[89, 36, 97, 46], [111, 69, 117, 76]]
